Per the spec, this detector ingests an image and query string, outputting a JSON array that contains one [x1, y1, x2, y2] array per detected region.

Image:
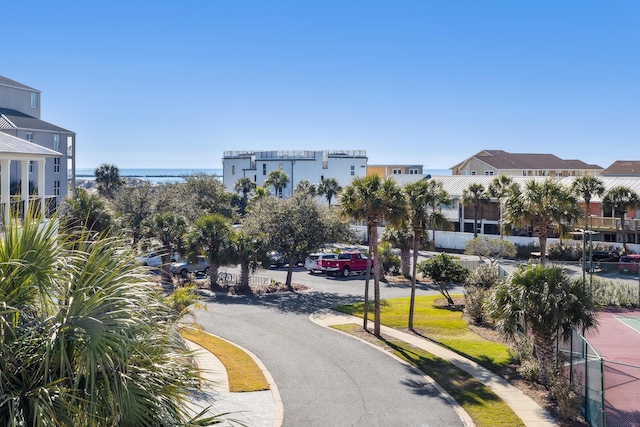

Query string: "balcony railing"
[[577, 216, 640, 233], [0, 196, 57, 224]]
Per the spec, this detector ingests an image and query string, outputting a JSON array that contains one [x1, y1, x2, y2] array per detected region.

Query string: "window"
[[29, 161, 33, 174], [409, 169, 419, 174], [392, 168, 402, 175], [25, 132, 33, 142], [262, 164, 267, 175], [54, 158, 61, 174], [350, 165, 355, 176], [31, 92, 38, 109], [53, 134, 60, 151], [54, 180, 60, 196], [471, 170, 477, 176], [484, 170, 494, 176]]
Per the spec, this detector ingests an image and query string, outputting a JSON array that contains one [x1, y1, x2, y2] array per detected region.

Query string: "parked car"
[[171, 256, 210, 278], [617, 254, 640, 274], [319, 251, 372, 277], [305, 253, 338, 273], [268, 251, 304, 268], [137, 252, 178, 268], [585, 251, 620, 272]]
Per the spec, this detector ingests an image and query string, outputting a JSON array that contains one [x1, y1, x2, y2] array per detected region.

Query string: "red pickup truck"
[[319, 251, 372, 277]]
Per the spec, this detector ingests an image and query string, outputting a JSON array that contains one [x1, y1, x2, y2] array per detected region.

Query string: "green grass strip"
[[181, 328, 270, 392], [334, 294, 512, 371], [333, 324, 525, 427]]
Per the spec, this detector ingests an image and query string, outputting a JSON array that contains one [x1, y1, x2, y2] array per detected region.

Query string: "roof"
[[451, 150, 603, 171], [0, 108, 72, 133], [0, 75, 38, 92], [601, 161, 640, 177], [430, 175, 640, 203], [0, 132, 61, 157]]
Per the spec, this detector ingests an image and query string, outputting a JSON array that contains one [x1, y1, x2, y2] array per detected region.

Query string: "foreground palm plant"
[[0, 213, 221, 426]]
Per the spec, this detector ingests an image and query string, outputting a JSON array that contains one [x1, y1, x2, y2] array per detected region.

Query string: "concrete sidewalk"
[[184, 338, 283, 427], [310, 308, 558, 427]]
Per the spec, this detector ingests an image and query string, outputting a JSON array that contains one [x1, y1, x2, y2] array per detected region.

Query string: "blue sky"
[[2, 1, 638, 170]]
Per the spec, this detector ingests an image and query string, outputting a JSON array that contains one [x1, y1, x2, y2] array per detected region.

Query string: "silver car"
[[170, 256, 210, 278]]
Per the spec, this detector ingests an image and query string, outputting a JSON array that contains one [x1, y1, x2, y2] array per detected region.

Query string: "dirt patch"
[[175, 276, 310, 296]]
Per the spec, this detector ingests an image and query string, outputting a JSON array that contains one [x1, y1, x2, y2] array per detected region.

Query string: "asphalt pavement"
[[194, 271, 468, 427]]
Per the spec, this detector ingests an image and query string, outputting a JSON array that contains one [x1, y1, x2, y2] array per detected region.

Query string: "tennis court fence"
[[557, 328, 640, 427]]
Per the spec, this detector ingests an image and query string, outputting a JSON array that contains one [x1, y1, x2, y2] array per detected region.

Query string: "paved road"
[[195, 268, 466, 427]]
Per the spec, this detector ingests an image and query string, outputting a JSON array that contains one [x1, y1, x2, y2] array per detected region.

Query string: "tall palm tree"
[[294, 179, 317, 196], [234, 177, 257, 216], [264, 169, 289, 198], [486, 264, 597, 386], [339, 175, 406, 336], [317, 177, 341, 207], [602, 186, 640, 253], [571, 176, 605, 228], [488, 175, 515, 238], [462, 183, 490, 237], [404, 180, 432, 330], [425, 179, 453, 243], [94, 163, 124, 198], [503, 179, 581, 265], [0, 212, 219, 426], [147, 211, 188, 286], [188, 213, 234, 289]]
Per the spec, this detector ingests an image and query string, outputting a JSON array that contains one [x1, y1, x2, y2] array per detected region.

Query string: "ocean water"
[[76, 168, 222, 184]]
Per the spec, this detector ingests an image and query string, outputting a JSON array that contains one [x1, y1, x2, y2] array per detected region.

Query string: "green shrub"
[[515, 242, 537, 260], [590, 277, 639, 307], [463, 265, 499, 325], [378, 241, 400, 275], [464, 285, 488, 325]]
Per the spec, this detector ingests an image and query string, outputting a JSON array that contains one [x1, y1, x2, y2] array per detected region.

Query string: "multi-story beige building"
[[450, 150, 602, 177]]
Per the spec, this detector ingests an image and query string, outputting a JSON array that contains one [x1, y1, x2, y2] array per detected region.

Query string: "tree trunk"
[[209, 263, 219, 290], [363, 224, 372, 332], [408, 229, 420, 330], [533, 332, 556, 386], [473, 206, 479, 237], [371, 224, 382, 337], [240, 262, 250, 292], [400, 247, 411, 277], [539, 233, 548, 265], [285, 255, 296, 291]]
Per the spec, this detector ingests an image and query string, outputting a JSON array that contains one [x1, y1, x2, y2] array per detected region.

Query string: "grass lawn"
[[334, 294, 513, 372], [332, 323, 525, 427], [181, 328, 270, 392]]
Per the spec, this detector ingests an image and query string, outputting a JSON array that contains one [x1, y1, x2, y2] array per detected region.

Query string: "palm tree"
[[188, 213, 234, 289], [602, 186, 640, 253], [317, 177, 341, 207], [571, 176, 605, 225], [264, 169, 289, 198], [295, 179, 317, 196], [381, 224, 413, 277], [147, 212, 188, 286], [94, 163, 124, 198], [340, 175, 406, 336], [234, 177, 257, 216], [462, 183, 490, 238], [425, 179, 453, 243], [58, 187, 113, 234], [0, 212, 219, 426], [231, 230, 260, 292], [503, 179, 581, 265], [488, 175, 515, 238], [486, 264, 597, 385], [403, 180, 434, 330]]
